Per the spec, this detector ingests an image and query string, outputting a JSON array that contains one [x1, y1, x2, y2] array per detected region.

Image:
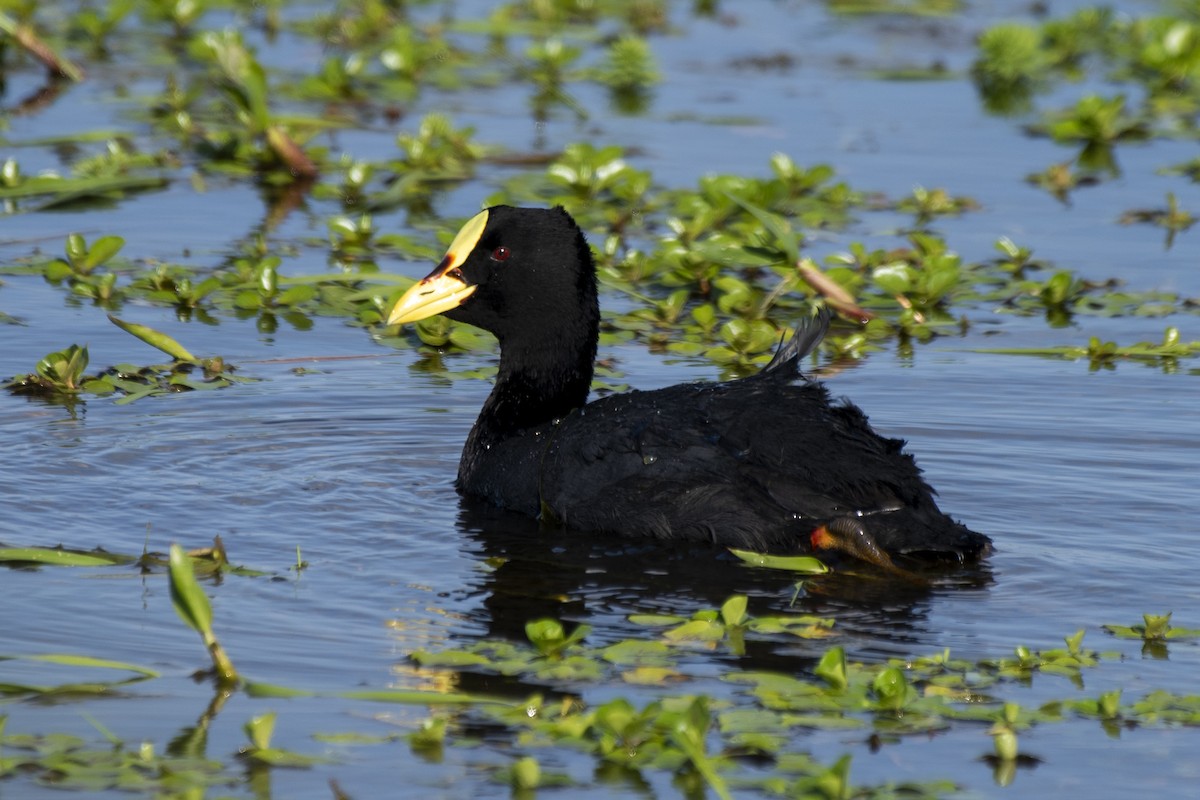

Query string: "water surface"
[[3, 1, 1200, 798]]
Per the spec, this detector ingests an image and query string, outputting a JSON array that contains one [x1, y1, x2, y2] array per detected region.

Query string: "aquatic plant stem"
[[168, 543, 240, 688], [0, 13, 84, 81]]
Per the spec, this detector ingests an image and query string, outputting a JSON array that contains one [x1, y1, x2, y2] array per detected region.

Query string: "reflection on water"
[[453, 498, 993, 658]]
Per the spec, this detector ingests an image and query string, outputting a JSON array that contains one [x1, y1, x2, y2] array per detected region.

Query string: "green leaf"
[[168, 543, 212, 636], [243, 681, 316, 699], [872, 263, 914, 294], [14, 653, 159, 678], [0, 547, 123, 566], [524, 618, 590, 657], [233, 289, 263, 309], [628, 614, 688, 627], [335, 688, 508, 705], [410, 649, 491, 668], [720, 595, 748, 627], [601, 639, 672, 666], [83, 235, 124, 271], [275, 284, 317, 307], [65, 233, 87, 265], [511, 756, 541, 790], [621, 666, 682, 685], [815, 646, 848, 691], [108, 315, 197, 362], [244, 747, 329, 767], [728, 548, 829, 573], [723, 191, 800, 264], [664, 619, 725, 642], [244, 712, 276, 751], [407, 716, 448, 748], [871, 666, 911, 711], [243, 60, 273, 131]]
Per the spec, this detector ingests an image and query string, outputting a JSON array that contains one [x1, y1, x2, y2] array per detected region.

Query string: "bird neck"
[[469, 327, 597, 448]]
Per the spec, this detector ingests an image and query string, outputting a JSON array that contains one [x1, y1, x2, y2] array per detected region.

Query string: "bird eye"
[[490, 246, 511, 262]]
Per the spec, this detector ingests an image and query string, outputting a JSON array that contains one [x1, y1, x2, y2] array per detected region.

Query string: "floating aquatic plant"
[[4, 315, 249, 403], [975, 327, 1200, 370]]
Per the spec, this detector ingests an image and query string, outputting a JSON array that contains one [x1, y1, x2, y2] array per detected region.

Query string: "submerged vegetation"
[[2, 0, 1200, 798]]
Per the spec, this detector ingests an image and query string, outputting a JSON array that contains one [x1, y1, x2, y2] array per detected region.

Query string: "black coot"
[[388, 205, 991, 567]]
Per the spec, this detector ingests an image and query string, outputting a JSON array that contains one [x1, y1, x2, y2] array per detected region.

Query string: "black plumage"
[[388, 205, 991, 565]]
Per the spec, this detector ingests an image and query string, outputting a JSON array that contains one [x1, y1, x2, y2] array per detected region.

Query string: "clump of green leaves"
[[0, 721, 238, 794], [396, 114, 485, 175], [593, 35, 659, 113], [972, 23, 1051, 114], [896, 185, 979, 226], [4, 316, 246, 404], [630, 595, 837, 656], [191, 30, 320, 181], [346, 114, 486, 213], [1034, 94, 1149, 172], [4, 344, 95, 397], [129, 264, 223, 318], [1104, 613, 1200, 642], [525, 37, 585, 119], [41, 233, 127, 305]]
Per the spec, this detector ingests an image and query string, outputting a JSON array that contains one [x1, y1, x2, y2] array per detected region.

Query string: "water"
[[3, 1, 1200, 798]]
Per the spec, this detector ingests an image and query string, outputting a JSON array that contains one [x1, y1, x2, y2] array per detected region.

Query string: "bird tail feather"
[[761, 306, 831, 378]]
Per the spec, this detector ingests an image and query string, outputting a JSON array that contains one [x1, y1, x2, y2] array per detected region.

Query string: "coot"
[[388, 205, 991, 567]]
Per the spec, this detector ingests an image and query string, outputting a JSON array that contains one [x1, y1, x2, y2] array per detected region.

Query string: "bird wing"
[[536, 377, 930, 548]]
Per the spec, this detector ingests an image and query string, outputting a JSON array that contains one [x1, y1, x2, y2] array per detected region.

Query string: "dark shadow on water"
[[450, 499, 994, 673]]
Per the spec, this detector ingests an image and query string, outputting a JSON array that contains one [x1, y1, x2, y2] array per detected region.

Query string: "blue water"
[[3, 1, 1200, 798]]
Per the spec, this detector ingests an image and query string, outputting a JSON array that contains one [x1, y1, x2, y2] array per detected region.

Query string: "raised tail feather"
[[761, 306, 832, 378]]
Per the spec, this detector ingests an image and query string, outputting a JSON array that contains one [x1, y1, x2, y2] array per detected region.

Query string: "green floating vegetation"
[[1103, 612, 1200, 642], [0, 171, 170, 213], [391, 621, 1198, 797], [0, 546, 131, 567], [241, 712, 331, 768], [0, 537, 266, 579], [729, 547, 830, 574], [974, 327, 1200, 370], [0, 0, 1193, 391], [827, 0, 963, 18], [7, 561, 1200, 799], [3, 132, 1196, 390], [2, 0, 1198, 796], [0, 721, 238, 795], [4, 315, 249, 404], [0, 652, 159, 698], [972, 7, 1200, 215], [1119, 192, 1196, 248]]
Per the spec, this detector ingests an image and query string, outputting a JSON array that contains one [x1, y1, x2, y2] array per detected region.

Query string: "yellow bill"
[[387, 209, 490, 326]]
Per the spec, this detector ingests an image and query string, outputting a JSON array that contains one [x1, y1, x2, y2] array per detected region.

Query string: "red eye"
[[491, 246, 511, 262]]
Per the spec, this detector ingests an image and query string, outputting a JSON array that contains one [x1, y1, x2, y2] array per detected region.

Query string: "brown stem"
[[266, 125, 319, 180], [0, 15, 85, 81], [796, 258, 873, 323]]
